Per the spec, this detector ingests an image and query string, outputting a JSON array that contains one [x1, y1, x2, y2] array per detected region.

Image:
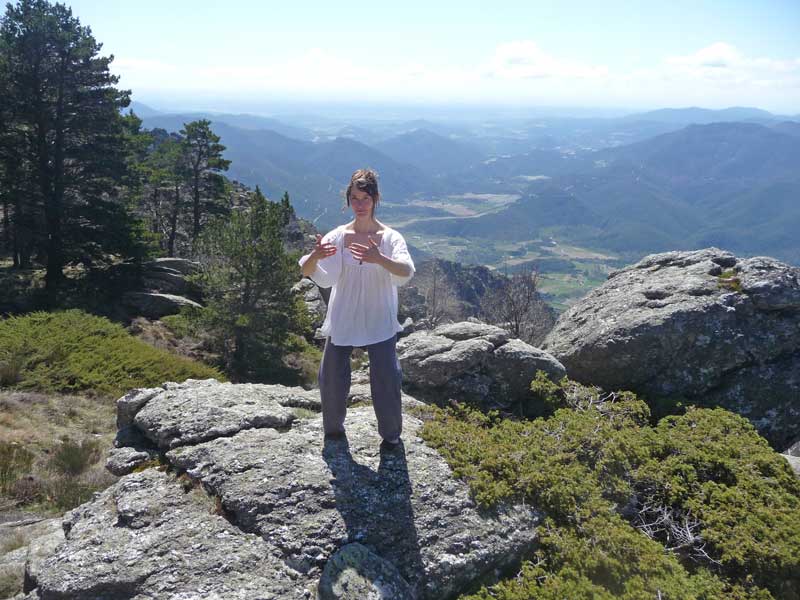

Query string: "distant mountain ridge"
[[405, 121, 800, 264], [623, 106, 781, 124], [134, 105, 800, 265], [376, 129, 485, 176]]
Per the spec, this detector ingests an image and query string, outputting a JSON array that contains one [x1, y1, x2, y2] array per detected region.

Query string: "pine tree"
[[179, 119, 231, 244], [0, 0, 132, 299], [192, 186, 302, 382]]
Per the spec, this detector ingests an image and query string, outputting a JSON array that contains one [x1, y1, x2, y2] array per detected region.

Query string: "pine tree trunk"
[[192, 172, 201, 242], [168, 183, 180, 257], [1, 195, 8, 255]]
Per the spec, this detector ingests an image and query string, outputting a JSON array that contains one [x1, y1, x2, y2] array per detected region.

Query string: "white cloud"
[[663, 42, 800, 85], [113, 41, 800, 111], [481, 41, 609, 80], [667, 42, 742, 69]]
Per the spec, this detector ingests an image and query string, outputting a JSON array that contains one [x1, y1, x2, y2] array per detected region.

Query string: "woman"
[[298, 168, 416, 450]]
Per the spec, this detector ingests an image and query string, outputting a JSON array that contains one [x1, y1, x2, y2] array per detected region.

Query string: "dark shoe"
[[379, 438, 401, 453]]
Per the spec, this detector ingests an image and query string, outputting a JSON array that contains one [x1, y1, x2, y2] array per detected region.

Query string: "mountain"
[[406, 121, 800, 264], [623, 106, 778, 124], [601, 122, 800, 181], [126, 101, 161, 117], [142, 113, 315, 142], [147, 120, 437, 229], [376, 129, 485, 175], [772, 121, 800, 138]]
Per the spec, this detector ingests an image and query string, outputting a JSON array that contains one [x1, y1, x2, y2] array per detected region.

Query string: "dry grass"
[[0, 390, 119, 516], [0, 391, 116, 447], [0, 564, 23, 599], [0, 528, 26, 554]]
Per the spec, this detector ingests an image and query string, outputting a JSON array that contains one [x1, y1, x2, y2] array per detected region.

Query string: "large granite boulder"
[[144, 257, 200, 276], [397, 321, 566, 411], [120, 291, 203, 319], [26, 379, 542, 600], [542, 247, 800, 448]]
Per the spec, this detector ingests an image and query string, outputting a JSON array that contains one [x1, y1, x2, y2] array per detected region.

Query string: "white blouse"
[[298, 225, 416, 347]]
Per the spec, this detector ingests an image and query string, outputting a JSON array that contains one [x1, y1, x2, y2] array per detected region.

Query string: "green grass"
[[0, 310, 225, 398], [717, 269, 744, 292], [420, 373, 799, 600]]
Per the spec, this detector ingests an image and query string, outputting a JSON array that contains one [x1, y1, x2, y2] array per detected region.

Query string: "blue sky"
[[63, 0, 800, 114]]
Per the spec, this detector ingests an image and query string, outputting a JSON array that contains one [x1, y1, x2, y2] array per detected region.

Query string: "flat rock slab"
[[32, 468, 311, 600], [31, 381, 541, 600], [132, 382, 322, 450], [165, 408, 541, 599]]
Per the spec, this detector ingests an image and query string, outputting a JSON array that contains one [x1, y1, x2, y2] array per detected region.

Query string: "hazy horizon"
[[129, 96, 797, 123]]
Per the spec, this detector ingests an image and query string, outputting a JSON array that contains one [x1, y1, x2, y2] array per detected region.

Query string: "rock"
[[37, 468, 306, 600], [144, 257, 200, 275], [410, 338, 495, 387], [105, 445, 159, 477], [488, 339, 567, 402], [397, 323, 565, 411], [121, 291, 202, 319], [130, 382, 325, 450], [785, 440, 800, 457], [318, 542, 414, 600], [542, 248, 800, 449], [21, 518, 65, 593], [142, 269, 198, 297], [782, 454, 800, 477], [433, 322, 509, 346], [0, 516, 64, 598], [293, 278, 327, 329], [28, 381, 542, 600]]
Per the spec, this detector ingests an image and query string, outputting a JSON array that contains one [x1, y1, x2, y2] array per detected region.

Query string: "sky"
[[61, 0, 800, 116]]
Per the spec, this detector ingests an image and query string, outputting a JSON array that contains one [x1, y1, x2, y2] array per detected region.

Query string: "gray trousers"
[[318, 334, 403, 441]]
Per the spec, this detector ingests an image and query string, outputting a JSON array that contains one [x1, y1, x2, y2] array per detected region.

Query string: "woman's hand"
[[311, 233, 337, 261], [348, 237, 383, 264]]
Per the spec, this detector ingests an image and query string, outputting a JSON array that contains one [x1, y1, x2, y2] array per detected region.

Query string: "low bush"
[[0, 310, 225, 397], [420, 374, 798, 599], [48, 436, 102, 476], [0, 441, 34, 496]]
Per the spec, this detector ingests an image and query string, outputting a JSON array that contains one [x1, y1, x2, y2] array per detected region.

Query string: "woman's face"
[[349, 188, 375, 218]]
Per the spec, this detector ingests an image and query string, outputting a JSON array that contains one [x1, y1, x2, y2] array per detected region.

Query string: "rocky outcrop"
[[0, 516, 64, 599], [293, 278, 328, 333], [120, 291, 203, 319], [397, 321, 566, 412], [783, 454, 800, 477], [26, 379, 542, 600], [108, 258, 203, 320], [542, 247, 800, 448]]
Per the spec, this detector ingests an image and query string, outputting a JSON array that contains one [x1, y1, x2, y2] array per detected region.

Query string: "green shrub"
[[44, 475, 101, 511], [0, 310, 225, 397], [161, 308, 203, 339], [420, 374, 795, 599], [48, 436, 102, 476], [283, 332, 323, 387]]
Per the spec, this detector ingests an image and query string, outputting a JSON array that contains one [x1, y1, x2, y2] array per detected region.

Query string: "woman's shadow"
[[322, 436, 425, 593]]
